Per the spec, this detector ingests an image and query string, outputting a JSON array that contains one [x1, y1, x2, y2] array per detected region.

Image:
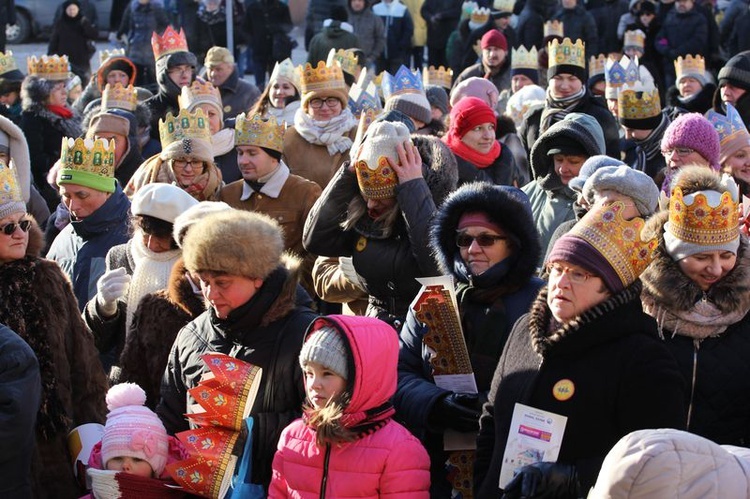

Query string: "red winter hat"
[[449, 96, 497, 138], [481, 29, 508, 51]]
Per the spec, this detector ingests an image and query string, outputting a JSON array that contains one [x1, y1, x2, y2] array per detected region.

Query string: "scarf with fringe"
[[294, 107, 357, 155]]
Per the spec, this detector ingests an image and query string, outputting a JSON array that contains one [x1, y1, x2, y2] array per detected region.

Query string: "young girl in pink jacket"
[[269, 315, 430, 498]]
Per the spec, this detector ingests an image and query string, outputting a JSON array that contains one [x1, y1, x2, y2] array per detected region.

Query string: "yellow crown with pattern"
[[159, 108, 211, 149], [548, 37, 586, 69], [512, 45, 538, 70], [234, 112, 285, 152], [674, 54, 705, 81], [423, 65, 453, 89], [60, 137, 116, 178], [99, 47, 126, 64], [569, 201, 658, 288], [0, 51, 18, 75], [493, 0, 514, 14], [327, 48, 360, 77], [101, 83, 138, 112], [0, 160, 23, 211], [151, 26, 189, 61], [352, 109, 401, 199], [623, 29, 645, 51], [178, 80, 222, 112], [589, 54, 607, 79], [470, 7, 491, 25], [618, 81, 661, 120], [269, 58, 301, 92], [298, 60, 346, 95], [544, 20, 564, 39], [27, 54, 69, 80], [668, 185, 740, 248]]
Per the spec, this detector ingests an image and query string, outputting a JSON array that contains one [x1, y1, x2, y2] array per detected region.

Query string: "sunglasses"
[[0, 219, 31, 235], [456, 233, 507, 248]]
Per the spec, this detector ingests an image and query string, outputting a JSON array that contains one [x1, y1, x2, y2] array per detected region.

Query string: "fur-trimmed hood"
[[167, 257, 206, 318], [431, 182, 541, 289], [252, 253, 305, 328]]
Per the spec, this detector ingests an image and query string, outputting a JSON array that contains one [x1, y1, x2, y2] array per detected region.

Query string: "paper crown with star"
[[151, 26, 189, 61], [382, 65, 426, 101], [57, 137, 116, 193], [605, 55, 639, 99], [234, 112, 285, 152], [618, 80, 662, 130], [706, 104, 750, 164], [101, 83, 138, 112], [27, 54, 69, 80], [269, 58, 301, 92], [544, 20, 564, 39], [423, 65, 453, 90], [327, 48, 360, 77]]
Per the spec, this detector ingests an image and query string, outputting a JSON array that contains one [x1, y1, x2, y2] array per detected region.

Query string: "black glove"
[[502, 462, 580, 499], [428, 392, 480, 432]]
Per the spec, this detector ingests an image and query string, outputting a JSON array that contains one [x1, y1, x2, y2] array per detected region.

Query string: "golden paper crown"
[[544, 20, 564, 39], [327, 48, 360, 77], [623, 29, 645, 51], [151, 26, 189, 60], [270, 58, 301, 91], [668, 186, 740, 248], [423, 65, 453, 89], [569, 202, 658, 287], [589, 54, 607, 79], [27, 54, 69, 80], [493, 0, 514, 13], [548, 37, 586, 69], [98, 47, 126, 65], [470, 7, 490, 25], [178, 79, 222, 112], [60, 137, 116, 178], [618, 82, 661, 120], [234, 112, 285, 151], [674, 54, 705, 81], [511, 45, 538, 70], [298, 60, 346, 95], [0, 160, 23, 208], [352, 110, 399, 200], [101, 83, 138, 112], [159, 108, 211, 149], [0, 50, 18, 75]]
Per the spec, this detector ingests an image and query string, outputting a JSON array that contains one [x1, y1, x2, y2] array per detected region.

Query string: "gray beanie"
[[384, 92, 432, 125], [299, 326, 349, 380], [582, 165, 660, 216], [568, 155, 625, 193], [425, 85, 449, 115]]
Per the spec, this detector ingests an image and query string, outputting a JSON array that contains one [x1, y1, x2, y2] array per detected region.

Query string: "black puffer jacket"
[[551, 4, 599, 56]]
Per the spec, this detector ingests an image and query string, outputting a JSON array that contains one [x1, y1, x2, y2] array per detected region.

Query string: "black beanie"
[[718, 51, 750, 92]]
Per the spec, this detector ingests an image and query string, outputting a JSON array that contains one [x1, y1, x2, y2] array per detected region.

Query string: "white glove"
[[96, 267, 131, 317], [339, 257, 366, 292], [107, 31, 118, 43]]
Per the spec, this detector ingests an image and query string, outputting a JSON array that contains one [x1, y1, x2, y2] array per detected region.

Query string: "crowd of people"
[[2, 0, 750, 497]]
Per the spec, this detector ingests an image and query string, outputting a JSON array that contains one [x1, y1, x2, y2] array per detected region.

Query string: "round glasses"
[[309, 97, 342, 109], [0, 219, 31, 236], [546, 263, 594, 284], [456, 233, 507, 248]]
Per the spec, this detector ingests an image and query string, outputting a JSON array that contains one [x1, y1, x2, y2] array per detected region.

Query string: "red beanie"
[[481, 29, 508, 51], [449, 96, 497, 138]]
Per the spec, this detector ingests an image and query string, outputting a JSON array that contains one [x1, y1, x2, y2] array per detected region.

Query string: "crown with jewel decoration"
[[674, 54, 705, 82], [348, 70, 382, 118], [101, 83, 138, 112], [179, 79, 222, 113], [706, 104, 750, 163], [269, 58, 301, 92], [589, 54, 607, 80], [605, 54, 639, 99], [493, 0, 514, 14], [618, 81, 661, 122], [548, 37, 585, 69], [512, 45, 538, 70], [159, 108, 211, 149], [151, 26, 189, 61], [668, 183, 740, 249], [298, 60, 347, 95], [0, 160, 24, 217], [353, 113, 407, 200], [98, 47, 126, 65], [568, 201, 658, 288], [470, 7, 490, 25], [0, 51, 18, 76], [423, 65, 453, 89], [623, 29, 645, 53], [57, 137, 116, 192], [327, 48, 360, 77], [544, 20, 564, 39], [234, 112, 285, 151], [27, 54, 69, 80], [382, 65, 425, 101]]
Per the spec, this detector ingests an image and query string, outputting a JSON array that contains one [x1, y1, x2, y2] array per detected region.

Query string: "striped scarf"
[[539, 86, 586, 134]]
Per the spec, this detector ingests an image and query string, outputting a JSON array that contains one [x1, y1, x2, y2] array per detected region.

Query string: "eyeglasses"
[[309, 97, 342, 109], [664, 147, 695, 158], [0, 219, 31, 236], [171, 159, 206, 173], [546, 262, 594, 284], [456, 233, 507, 248], [168, 67, 193, 77]]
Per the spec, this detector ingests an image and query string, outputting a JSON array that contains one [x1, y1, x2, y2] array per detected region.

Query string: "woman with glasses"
[[475, 201, 686, 497], [282, 61, 358, 189], [395, 182, 544, 497], [0, 161, 108, 497]]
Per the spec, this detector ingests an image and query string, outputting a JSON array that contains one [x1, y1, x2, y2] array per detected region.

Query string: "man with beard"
[[453, 29, 511, 96]]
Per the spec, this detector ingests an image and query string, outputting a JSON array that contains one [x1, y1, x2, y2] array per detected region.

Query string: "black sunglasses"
[[0, 219, 31, 235], [456, 233, 507, 248]]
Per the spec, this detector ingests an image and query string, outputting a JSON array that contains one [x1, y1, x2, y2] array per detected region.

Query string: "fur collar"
[[259, 253, 303, 327], [167, 258, 205, 318]]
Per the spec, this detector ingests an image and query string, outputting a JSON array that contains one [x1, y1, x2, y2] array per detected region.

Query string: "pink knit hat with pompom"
[[661, 113, 721, 171], [100, 383, 170, 476]]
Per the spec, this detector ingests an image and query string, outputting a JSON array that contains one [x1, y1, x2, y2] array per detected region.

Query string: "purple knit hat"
[[660, 113, 721, 171], [547, 235, 624, 293]]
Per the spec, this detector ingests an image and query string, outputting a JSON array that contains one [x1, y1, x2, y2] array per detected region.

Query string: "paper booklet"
[[166, 353, 262, 499]]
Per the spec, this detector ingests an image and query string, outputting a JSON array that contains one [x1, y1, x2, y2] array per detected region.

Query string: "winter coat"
[[0, 323, 40, 499], [666, 82, 716, 115], [117, 0, 169, 66], [114, 259, 205, 409], [654, 7, 708, 82], [157, 256, 318, 488], [592, 0, 629, 55], [245, 0, 293, 64], [395, 182, 544, 496], [347, 3, 386, 64], [451, 142, 519, 187], [46, 185, 131, 310], [47, 8, 99, 80], [403, 0, 428, 47], [282, 125, 356, 190], [215, 67, 260, 120], [728, 7, 750, 56], [305, 0, 348, 41], [307, 22, 361, 65], [144, 51, 198, 141], [453, 59, 512, 95], [421, 0, 462, 50], [303, 135, 458, 324], [0, 222, 108, 499], [474, 282, 687, 496], [551, 5, 600, 57], [590, 428, 750, 498], [641, 211, 750, 446], [373, 0, 414, 62], [269, 315, 431, 498], [515, 0, 545, 49]]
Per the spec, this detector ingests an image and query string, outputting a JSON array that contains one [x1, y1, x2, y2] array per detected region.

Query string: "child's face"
[[304, 361, 347, 410], [106, 456, 154, 477]]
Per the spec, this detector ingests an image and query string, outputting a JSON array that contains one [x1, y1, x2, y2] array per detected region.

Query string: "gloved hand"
[[339, 256, 366, 292], [502, 462, 580, 499], [428, 392, 480, 433], [96, 267, 131, 317]]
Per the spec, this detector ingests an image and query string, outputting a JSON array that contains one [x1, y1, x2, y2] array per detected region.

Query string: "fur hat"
[[568, 154, 625, 193], [660, 113, 721, 171], [131, 183, 199, 224], [101, 383, 169, 476], [582, 164, 660, 216], [172, 201, 231, 248], [450, 77, 499, 108], [182, 210, 284, 280], [299, 326, 349, 380], [384, 93, 432, 125]]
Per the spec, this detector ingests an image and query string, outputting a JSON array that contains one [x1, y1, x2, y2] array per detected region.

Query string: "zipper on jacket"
[[319, 443, 331, 499], [686, 339, 700, 429]]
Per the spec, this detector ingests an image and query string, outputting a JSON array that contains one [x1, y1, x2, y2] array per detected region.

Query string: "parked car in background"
[[7, 0, 112, 44]]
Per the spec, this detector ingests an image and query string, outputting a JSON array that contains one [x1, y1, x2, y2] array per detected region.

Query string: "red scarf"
[[46, 104, 73, 119], [443, 132, 501, 168]]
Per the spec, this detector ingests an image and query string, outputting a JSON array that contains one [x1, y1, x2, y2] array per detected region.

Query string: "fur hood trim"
[[411, 134, 459, 206], [167, 258, 205, 318], [261, 252, 304, 327], [25, 218, 45, 258]]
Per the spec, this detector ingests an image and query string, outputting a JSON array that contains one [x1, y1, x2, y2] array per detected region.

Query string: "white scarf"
[[212, 128, 236, 157], [294, 107, 357, 155], [125, 234, 182, 333]]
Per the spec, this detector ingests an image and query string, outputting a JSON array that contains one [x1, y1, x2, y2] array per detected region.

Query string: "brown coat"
[[281, 126, 356, 190]]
